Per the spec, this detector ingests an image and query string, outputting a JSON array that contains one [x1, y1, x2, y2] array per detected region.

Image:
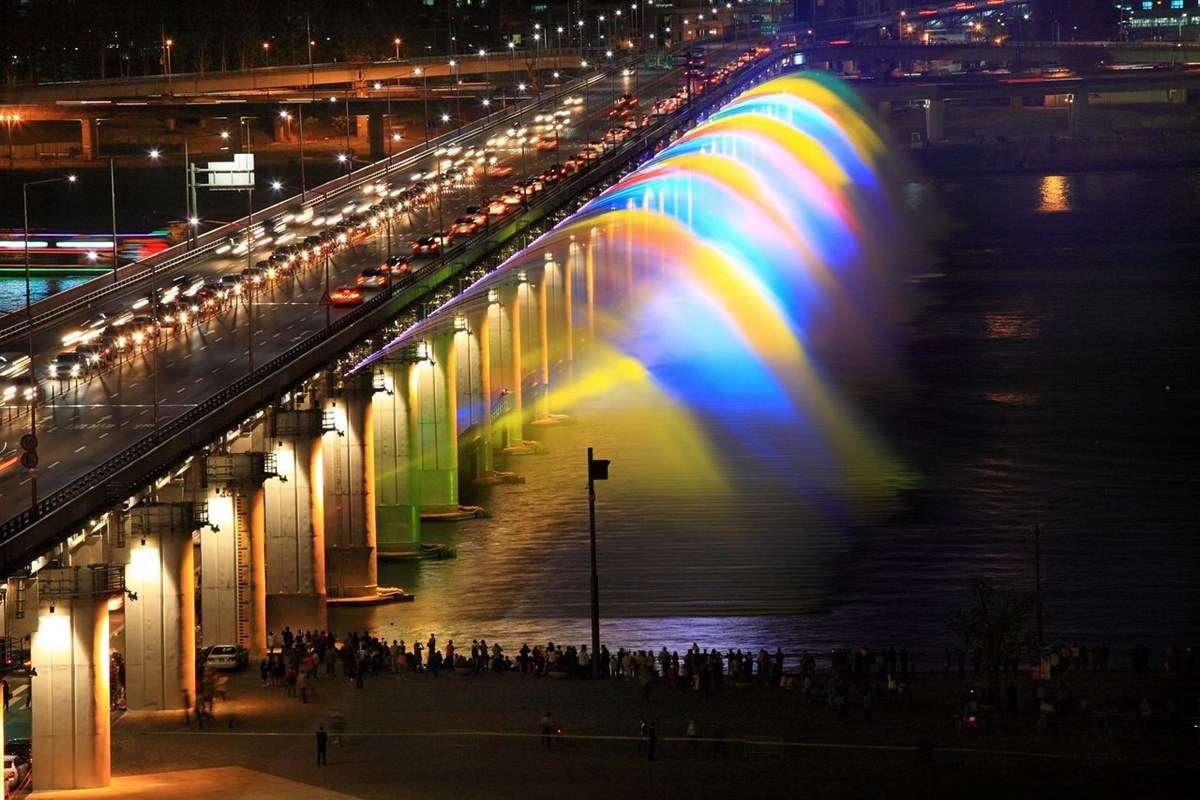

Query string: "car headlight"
[[70, 364, 81, 377], [49, 364, 58, 377]]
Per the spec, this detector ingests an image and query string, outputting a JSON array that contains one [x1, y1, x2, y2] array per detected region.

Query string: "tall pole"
[[183, 137, 192, 249], [344, 88, 352, 182], [298, 105, 307, 200], [152, 286, 160, 436], [587, 447, 601, 676], [22, 184, 37, 515], [247, 185, 254, 375], [420, 70, 430, 148], [109, 158, 119, 285], [307, 14, 315, 100], [1033, 524, 1044, 669]]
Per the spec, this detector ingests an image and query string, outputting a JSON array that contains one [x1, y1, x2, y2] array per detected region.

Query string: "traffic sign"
[[19, 433, 37, 451], [20, 451, 38, 470]]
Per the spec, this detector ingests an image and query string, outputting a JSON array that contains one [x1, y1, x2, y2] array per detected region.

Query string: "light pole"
[[450, 59, 462, 133], [415, 67, 431, 148], [262, 41, 271, 68], [21, 174, 76, 515], [109, 157, 119, 284], [344, 88, 352, 175], [394, 37, 402, 61], [149, 141, 197, 249], [586, 447, 610, 677], [281, 107, 307, 200], [508, 40, 517, 87]]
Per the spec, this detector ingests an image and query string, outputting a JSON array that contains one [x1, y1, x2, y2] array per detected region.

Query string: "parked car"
[[4, 753, 31, 793], [204, 644, 249, 670]]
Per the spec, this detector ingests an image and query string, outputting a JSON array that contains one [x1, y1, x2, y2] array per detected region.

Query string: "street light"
[[21, 174, 77, 516], [262, 41, 271, 67], [394, 37, 402, 61]]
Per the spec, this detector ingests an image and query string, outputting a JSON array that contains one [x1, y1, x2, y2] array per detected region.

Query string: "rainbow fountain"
[[358, 73, 911, 540]]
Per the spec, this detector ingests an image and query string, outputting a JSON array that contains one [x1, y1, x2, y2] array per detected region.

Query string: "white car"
[[205, 644, 249, 670], [4, 754, 30, 793]]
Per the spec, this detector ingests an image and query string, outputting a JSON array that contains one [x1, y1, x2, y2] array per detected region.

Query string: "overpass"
[[0, 41, 783, 791], [0, 48, 594, 105], [800, 40, 1200, 68]]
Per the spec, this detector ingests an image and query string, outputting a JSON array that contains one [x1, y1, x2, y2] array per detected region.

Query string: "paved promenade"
[[25, 664, 1191, 799]]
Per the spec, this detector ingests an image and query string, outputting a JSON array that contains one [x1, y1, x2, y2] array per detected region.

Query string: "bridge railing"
[[0, 42, 783, 573]]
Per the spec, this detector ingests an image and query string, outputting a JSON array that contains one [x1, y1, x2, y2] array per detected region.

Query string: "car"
[[49, 351, 88, 380], [328, 285, 364, 306], [357, 268, 388, 289], [485, 164, 514, 178], [73, 343, 106, 367], [453, 216, 479, 236], [463, 206, 488, 227], [4, 753, 30, 793], [205, 644, 249, 670], [411, 236, 442, 254], [383, 255, 410, 274]]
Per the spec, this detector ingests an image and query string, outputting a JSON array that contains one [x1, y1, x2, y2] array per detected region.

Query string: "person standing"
[[540, 712, 555, 747], [316, 725, 328, 765], [686, 716, 699, 750], [646, 721, 657, 761]]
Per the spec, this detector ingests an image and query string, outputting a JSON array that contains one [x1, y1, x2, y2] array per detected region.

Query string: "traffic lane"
[[0, 77, 612, 355]]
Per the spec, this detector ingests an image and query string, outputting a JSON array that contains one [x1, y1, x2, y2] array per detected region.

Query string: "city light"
[[148, 148, 161, 159], [336, 153, 348, 163]]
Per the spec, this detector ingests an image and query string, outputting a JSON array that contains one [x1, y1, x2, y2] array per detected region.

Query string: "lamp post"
[[508, 40, 517, 87], [109, 158, 119, 284], [21, 174, 76, 516], [449, 59, 462, 133], [415, 67, 431, 148], [394, 37, 402, 61], [262, 41, 271, 68], [586, 447, 610, 677]]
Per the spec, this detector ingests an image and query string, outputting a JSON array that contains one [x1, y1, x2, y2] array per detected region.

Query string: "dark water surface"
[[326, 169, 1199, 662]]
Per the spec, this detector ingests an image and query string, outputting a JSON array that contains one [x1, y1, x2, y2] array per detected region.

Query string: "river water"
[[323, 168, 1199, 663], [3, 167, 1196, 662]]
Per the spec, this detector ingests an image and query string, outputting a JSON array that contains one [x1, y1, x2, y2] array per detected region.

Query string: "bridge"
[[0, 48, 595, 105], [800, 39, 1200, 68], [0, 39, 784, 790]]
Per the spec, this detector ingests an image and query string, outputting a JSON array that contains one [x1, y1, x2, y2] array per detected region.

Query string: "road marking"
[[176, 386, 187, 394], [99, 432, 110, 439], [74, 445, 86, 453], [195, 378, 204, 384], [47, 461, 61, 470]]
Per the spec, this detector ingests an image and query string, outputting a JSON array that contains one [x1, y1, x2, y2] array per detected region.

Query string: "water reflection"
[[1038, 174, 1072, 213], [0, 273, 95, 313]]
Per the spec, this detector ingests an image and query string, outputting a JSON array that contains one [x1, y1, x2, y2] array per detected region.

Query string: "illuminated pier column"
[[493, 282, 539, 454], [924, 99, 945, 145], [113, 503, 195, 711], [584, 235, 596, 340], [260, 408, 329, 633], [200, 453, 269, 657], [372, 354, 421, 553], [414, 331, 460, 514], [31, 565, 122, 790], [459, 311, 494, 479], [322, 374, 379, 597], [531, 253, 572, 427]]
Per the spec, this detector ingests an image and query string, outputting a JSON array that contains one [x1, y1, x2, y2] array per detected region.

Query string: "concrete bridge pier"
[[372, 355, 422, 554], [493, 283, 539, 455], [200, 453, 269, 658], [924, 99, 945, 145], [412, 331, 467, 516], [531, 253, 572, 428], [322, 374, 379, 598], [258, 408, 329, 634], [462, 310, 524, 485], [80, 117, 97, 160], [31, 565, 122, 790], [113, 503, 196, 712], [368, 113, 386, 161], [1068, 92, 1090, 136]]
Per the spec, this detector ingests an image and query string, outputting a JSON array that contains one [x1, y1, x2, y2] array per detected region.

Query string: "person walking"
[[646, 721, 657, 761], [540, 712, 555, 747], [638, 717, 648, 751], [316, 725, 328, 765], [686, 716, 699, 750]]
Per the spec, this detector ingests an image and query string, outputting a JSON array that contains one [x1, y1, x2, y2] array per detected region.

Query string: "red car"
[[328, 286, 363, 306]]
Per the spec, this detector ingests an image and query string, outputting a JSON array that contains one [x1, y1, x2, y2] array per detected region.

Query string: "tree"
[[951, 577, 1039, 676]]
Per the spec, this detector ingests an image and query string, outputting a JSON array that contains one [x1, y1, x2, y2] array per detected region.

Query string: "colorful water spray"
[[363, 72, 909, 509]]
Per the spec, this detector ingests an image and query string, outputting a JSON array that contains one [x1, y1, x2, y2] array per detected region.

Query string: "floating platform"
[[529, 413, 576, 428], [501, 439, 547, 456], [420, 504, 487, 522], [326, 586, 413, 605], [474, 470, 525, 486], [377, 542, 457, 562]]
